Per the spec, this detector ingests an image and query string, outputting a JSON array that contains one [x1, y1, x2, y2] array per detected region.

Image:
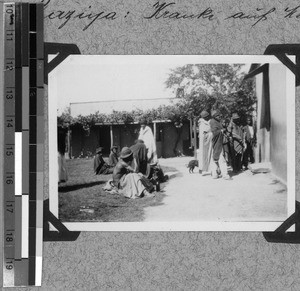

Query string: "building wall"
[[71, 125, 100, 157], [69, 122, 191, 159], [112, 124, 140, 149], [255, 64, 287, 183], [269, 64, 287, 183], [70, 126, 83, 157], [160, 122, 190, 158], [255, 73, 270, 164]]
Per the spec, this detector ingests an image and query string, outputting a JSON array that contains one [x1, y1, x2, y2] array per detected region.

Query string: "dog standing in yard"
[[187, 159, 199, 173]]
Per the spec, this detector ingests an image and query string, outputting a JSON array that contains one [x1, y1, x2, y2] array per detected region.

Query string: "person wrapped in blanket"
[[228, 113, 245, 173], [221, 118, 232, 166], [93, 147, 114, 175], [108, 145, 119, 167], [112, 147, 155, 199], [242, 116, 256, 169], [130, 139, 148, 175], [209, 110, 232, 180]]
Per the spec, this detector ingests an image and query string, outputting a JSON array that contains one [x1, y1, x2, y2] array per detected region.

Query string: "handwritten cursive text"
[[225, 7, 276, 27], [42, 0, 117, 31], [144, 1, 215, 21]]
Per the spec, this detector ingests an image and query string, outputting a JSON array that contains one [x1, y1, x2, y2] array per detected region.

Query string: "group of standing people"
[[198, 110, 256, 180], [94, 118, 163, 199]]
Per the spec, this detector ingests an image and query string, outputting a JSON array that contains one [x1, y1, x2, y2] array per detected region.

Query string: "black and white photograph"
[[48, 55, 295, 231]]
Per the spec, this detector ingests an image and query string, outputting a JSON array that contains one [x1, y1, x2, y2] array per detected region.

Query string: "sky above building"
[[49, 55, 251, 115]]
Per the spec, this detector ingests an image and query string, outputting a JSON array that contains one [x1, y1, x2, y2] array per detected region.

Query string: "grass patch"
[[58, 158, 177, 222]]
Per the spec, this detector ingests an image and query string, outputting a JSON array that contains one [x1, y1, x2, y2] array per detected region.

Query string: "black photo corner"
[[43, 42, 81, 241]]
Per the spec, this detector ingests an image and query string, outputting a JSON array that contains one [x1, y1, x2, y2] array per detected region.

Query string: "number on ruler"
[[5, 175, 14, 185], [5, 260, 14, 270], [6, 65, 13, 70], [5, 31, 14, 41], [6, 93, 14, 99], [5, 59, 14, 71], [5, 145, 14, 157], [6, 88, 14, 100], [6, 118, 14, 128], [5, 202, 14, 213], [5, 232, 14, 243], [5, 201, 14, 213], [5, 4, 14, 12]]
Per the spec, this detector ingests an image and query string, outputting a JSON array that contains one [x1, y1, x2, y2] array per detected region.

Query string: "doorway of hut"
[[98, 126, 111, 156]]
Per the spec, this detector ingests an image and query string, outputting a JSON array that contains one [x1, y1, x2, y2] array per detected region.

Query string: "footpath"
[[144, 157, 288, 223]]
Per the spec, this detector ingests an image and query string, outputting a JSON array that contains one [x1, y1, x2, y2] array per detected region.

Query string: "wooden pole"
[[189, 118, 193, 148], [67, 129, 71, 159], [110, 125, 113, 147], [193, 118, 197, 159], [153, 122, 157, 141]]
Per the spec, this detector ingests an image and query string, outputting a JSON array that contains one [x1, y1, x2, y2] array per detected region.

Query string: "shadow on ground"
[[59, 180, 106, 193]]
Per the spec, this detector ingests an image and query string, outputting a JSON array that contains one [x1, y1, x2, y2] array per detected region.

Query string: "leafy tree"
[[57, 107, 74, 128], [165, 64, 256, 120], [215, 78, 256, 122], [57, 105, 191, 131]]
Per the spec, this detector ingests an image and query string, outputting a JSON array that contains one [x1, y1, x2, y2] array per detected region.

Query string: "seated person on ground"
[[148, 163, 168, 183], [108, 145, 119, 167], [130, 139, 168, 183], [93, 147, 114, 175], [130, 139, 148, 175], [112, 147, 154, 199]]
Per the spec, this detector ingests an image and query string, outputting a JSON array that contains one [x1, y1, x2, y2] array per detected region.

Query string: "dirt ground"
[[144, 157, 288, 222]]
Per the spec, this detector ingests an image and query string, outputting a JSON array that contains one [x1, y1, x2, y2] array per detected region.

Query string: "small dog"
[[187, 159, 199, 173]]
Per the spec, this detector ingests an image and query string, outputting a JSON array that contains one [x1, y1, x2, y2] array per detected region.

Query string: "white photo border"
[[48, 55, 295, 232]]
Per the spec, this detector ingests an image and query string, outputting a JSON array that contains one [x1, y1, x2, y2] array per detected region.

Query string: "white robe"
[[198, 118, 213, 172], [138, 126, 158, 164]]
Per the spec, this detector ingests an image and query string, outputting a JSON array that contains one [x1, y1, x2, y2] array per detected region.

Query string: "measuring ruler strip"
[[3, 3, 44, 286], [14, 12, 23, 275], [14, 3, 24, 287], [20, 2, 31, 286], [29, 3, 38, 286], [35, 4, 44, 285], [3, 2, 16, 287]]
